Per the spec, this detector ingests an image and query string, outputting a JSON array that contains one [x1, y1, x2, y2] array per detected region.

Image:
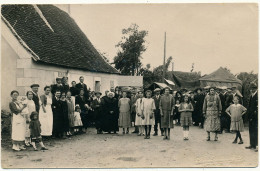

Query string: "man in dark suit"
[[245, 83, 258, 152], [91, 92, 104, 134], [31, 84, 40, 113], [51, 77, 64, 95], [75, 88, 89, 133], [75, 76, 89, 99], [153, 88, 163, 136]]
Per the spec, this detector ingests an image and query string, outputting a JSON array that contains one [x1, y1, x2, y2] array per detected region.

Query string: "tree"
[[114, 24, 148, 75]]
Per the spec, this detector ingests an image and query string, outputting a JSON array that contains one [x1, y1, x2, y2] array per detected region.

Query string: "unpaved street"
[[1, 125, 258, 168]]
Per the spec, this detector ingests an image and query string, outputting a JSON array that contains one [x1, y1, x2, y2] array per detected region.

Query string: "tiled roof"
[[1, 4, 119, 74]]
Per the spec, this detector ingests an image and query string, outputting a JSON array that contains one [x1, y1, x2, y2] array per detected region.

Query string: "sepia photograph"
[[0, 1, 259, 169]]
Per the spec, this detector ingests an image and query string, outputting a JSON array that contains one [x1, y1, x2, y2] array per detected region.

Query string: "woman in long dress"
[[160, 87, 175, 140], [23, 91, 36, 146], [118, 91, 131, 134], [66, 91, 74, 135], [203, 87, 222, 141], [9, 90, 27, 151], [141, 90, 156, 139], [102, 92, 119, 134], [135, 91, 144, 136], [39, 86, 53, 139]]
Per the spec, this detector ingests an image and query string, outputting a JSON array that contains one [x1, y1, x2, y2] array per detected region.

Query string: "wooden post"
[[162, 32, 166, 83]]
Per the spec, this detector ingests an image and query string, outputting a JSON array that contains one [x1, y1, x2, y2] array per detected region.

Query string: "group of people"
[[8, 75, 258, 153]]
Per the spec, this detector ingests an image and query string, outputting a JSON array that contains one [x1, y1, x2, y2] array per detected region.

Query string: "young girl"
[[225, 96, 247, 144], [173, 99, 180, 125], [29, 111, 48, 151], [23, 91, 36, 146], [74, 106, 83, 134], [118, 91, 131, 134], [135, 91, 144, 136], [142, 90, 156, 139], [179, 95, 194, 140]]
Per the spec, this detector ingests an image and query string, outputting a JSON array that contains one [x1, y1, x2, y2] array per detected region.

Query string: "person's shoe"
[[238, 140, 243, 144], [19, 146, 26, 150], [144, 136, 148, 139], [214, 136, 218, 141], [207, 136, 210, 141], [137, 133, 142, 136], [132, 131, 138, 134], [245, 146, 254, 149], [161, 133, 164, 136], [122, 131, 125, 134], [153, 132, 158, 136], [34, 148, 38, 151], [41, 147, 48, 150], [232, 140, 237, 144], [12, 146, 21, 151], [126, 131, 129, 134], [147, 136, 150, 139]]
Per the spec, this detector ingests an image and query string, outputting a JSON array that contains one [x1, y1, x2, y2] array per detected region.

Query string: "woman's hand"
[[141, 113, 145, 119]]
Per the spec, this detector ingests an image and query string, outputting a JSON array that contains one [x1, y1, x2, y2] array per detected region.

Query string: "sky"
[[65, 3, 258, 75]]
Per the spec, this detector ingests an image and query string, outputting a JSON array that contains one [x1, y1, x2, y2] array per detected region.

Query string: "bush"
[[1, 110, 12, 134]]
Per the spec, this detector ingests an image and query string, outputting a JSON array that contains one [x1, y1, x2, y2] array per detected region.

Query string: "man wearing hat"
[[51, 77, 64, 95], [31, 84, 40, 113], [91, 92, 104, 134], [153, 88, 163, 136], [245, 83, 258, 152]]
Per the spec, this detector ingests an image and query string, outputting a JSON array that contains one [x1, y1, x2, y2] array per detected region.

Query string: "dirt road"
[[1, 125, 258, 168]]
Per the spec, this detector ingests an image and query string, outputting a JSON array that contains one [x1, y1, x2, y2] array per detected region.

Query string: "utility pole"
[[162, 32, 166, 83]]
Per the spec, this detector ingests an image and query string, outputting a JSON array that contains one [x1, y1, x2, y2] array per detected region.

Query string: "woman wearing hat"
[[91, 92, 104, 134], [203, 87, 222, 141]]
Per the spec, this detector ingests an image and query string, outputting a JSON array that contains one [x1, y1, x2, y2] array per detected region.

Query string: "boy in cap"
[[152, 88, 164, 136]]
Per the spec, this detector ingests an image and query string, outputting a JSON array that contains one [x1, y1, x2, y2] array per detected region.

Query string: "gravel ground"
[[1, 125, 258, 168]]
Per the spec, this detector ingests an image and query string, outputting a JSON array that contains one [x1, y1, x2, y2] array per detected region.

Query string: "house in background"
[[1, 4, 142, 110], [199, 67, 242, 90]]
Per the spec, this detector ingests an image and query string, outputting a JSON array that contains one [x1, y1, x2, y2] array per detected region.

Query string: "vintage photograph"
[[1, 3, 259, 168]]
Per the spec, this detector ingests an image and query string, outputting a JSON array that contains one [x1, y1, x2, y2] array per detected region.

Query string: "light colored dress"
[[21, 99, 36, 138], [74, 111, 83, 127], [135, 98, 144, 126], [203, 93, 222, 132], [226, 104, 246, 132], [9, 101, 26, 142], [142, 98, 156, 125], [118, 98, 131, 128], [39, 95, 53, 136], [179, 102, 193, 127]]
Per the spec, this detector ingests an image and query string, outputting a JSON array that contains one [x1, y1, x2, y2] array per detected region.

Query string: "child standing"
[[179, 95, 194, 140], [142, 90, 156, 139], [74, 106, 83, 134], [225, 96, 247, 144], [173, 99, 180, 125], [29, 112, 48, 151], [135, 91, 144, 136]]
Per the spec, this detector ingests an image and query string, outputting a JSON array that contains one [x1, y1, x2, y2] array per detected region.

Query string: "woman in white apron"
[[9, 90, 27, 151], [39, 86, 53, 139]]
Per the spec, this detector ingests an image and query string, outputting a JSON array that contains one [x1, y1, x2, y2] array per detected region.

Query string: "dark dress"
[[61, 100, 70, 132], [247, 91, 258, 148], [160, 95, 175, 128], [194, 93, 205, 126], [92, 98, 104, 131], [75, 95, 88, 129], [32, 92, 40, 113], [51, 97, 64, 136], [102, 97, 119, 132], [62, 84, 70, 94], [29, 120, 41, 138], [70, 87, 79, 96]]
